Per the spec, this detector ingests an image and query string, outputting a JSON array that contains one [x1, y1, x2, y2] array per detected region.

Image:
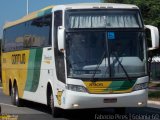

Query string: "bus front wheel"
[[50, 93, 61, 118]]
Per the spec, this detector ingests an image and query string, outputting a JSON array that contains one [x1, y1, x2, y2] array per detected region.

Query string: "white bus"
[[2, 3, 159, 117]]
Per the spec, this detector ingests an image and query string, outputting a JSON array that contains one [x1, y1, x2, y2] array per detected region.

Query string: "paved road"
[[0, 88, 160, 120]]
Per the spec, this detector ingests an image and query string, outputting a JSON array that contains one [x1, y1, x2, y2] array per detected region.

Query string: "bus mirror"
[[58, 26, 65, 52], [145, 25, 159, 50]]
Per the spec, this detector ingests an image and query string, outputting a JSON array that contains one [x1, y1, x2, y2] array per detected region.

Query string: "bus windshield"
[[66, 31, 147, 79], [65, 10, 146, 79]]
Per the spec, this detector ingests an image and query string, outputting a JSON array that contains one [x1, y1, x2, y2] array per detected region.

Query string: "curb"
[[148, 100, 160, 105]]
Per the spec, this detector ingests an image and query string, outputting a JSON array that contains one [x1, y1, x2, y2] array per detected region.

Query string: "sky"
[[0, 0, 100, 38]]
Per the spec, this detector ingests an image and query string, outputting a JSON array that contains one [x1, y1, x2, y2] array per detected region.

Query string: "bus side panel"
[[22, 47, 55, 105], [2, 50, 30, 97], [2, 47, 66, 106], [24, 48, 43, 92], [2, 68, 9, 95]]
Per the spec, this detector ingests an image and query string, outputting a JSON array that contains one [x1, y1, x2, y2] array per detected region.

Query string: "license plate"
[[104, 98, 117, 103]]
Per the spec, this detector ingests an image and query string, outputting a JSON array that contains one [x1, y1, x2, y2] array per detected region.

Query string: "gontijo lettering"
[[12, 54, 26, 64]]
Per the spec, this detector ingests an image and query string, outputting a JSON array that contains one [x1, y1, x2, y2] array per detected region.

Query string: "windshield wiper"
[[92, 50, 107, 81], [112, 52, 132, 83]]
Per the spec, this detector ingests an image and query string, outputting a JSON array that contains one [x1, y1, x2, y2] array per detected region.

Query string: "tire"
[[50, 93, 61, 118], [11, 84, 22, 107], [115, 107, 126, 114]]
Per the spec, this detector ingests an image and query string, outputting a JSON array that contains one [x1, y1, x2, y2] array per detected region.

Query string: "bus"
[[1, 3, 159, 117]]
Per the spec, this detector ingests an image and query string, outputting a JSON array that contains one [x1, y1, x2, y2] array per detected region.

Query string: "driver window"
[[54, 10, 65, 83]]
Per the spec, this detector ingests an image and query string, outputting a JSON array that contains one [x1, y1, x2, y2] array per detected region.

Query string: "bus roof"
[[4, 6, 54, 29], [4, 3, 139, 29], [64, 3, 138, 9]]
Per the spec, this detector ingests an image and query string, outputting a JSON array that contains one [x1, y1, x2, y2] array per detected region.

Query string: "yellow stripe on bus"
[[2, 50, 30, 97]]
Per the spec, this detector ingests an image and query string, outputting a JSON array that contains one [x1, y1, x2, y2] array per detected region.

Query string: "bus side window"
[[54, 11, 66, 83]]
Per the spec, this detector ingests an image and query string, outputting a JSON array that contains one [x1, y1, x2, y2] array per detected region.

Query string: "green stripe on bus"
[[25, 49, 36, 91], [118, 80, 136, 90], [25, 48, 43, 92], [107, 80, 136, 91], [31, 48, 43, 92], [108, 81, 124, 91]]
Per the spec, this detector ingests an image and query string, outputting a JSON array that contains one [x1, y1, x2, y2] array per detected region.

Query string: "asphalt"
[[0, 87, 160, 120]]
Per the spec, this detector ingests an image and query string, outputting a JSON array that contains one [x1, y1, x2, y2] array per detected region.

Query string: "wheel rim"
[[15, 87, 19, 105], [50, 93, 54, 110], [11, 86, 19, 106], [11, 87, 15, 104]]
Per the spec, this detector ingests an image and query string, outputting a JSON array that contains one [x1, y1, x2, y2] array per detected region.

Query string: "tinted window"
[[54, 11, 66, 83], [3, 14, 52, 52], [26, 15, 52, 48], [4, 23, 25, 51]]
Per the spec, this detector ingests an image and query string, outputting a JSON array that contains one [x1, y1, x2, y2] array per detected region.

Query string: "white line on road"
[[0, 103, 17, 108], [148, 100, 160, 105]]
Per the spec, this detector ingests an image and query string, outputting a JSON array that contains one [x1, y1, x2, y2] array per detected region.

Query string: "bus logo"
[[89, 82, 103, 87], [56, 91, 63, 105]]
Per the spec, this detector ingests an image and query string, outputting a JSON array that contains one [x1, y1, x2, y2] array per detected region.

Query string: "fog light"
[[138, 102, 143, 106], [72, 104, 79, 108]]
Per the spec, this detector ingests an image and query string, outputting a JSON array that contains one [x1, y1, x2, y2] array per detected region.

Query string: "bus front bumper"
[[64, 89, 148, 109]]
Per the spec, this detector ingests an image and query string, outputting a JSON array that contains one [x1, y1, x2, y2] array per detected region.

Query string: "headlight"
[[66, 84, 88, 92], [133, 82, 148, 91]]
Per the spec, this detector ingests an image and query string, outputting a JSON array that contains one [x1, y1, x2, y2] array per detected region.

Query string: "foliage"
[[148, 91, 160, 100]]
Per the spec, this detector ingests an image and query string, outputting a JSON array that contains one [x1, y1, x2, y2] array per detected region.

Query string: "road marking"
[[148, 100, 160, 105], [0, 103, 17, 108]]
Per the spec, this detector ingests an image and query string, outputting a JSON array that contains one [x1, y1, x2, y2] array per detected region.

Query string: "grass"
[[148, 91, 160, 101]]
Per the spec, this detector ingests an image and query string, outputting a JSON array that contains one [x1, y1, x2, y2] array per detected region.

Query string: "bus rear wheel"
[[50, 93, 61, 118], [11, 84, 22, 107]]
